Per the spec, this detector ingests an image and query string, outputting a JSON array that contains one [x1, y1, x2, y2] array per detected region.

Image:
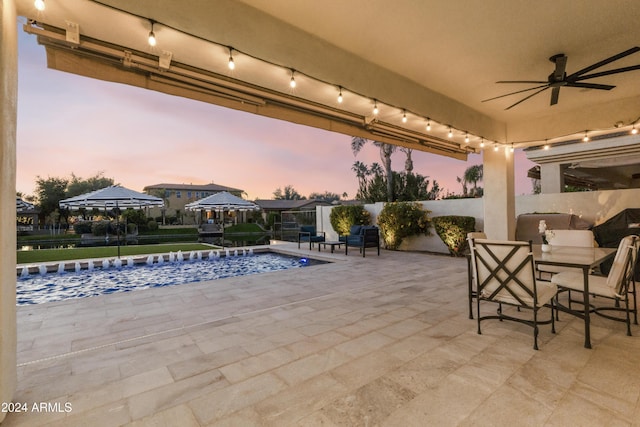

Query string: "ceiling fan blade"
[[550, 87, 560, 105], [552, 55, 567, 80], [481, 84, 549, 102], [572, 64, 640, 81], [505, 87, 549, 110], [565, 82, 615, 90], [566, 46, 640, 80], [496, 80, 548, 84]]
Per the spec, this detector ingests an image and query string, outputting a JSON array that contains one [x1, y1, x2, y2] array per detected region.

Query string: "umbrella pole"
[[116, 202, 121, 259]]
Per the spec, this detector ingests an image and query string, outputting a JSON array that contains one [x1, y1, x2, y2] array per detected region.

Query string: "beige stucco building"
[[143, 183, 243, 224]]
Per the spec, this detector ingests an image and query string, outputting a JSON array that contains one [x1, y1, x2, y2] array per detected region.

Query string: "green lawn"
[[17, 243, 218, 264]]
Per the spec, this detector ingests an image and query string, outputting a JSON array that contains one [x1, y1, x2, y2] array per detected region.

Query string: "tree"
[[351, 136, 396, 202], [66, 172, 115, 198], [34, 176, 68, 226], [353, 163, 441, 202], [34, 172, 117, 226], [456, 164, 483, 198], [308, 191, 341, 203], [273, 185, 305, 200], [464, 164, 483, 197]]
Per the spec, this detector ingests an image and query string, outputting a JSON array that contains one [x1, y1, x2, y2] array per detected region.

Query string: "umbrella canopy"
[[16, 197, 35, 212], [59, 185, 164, 210], [184, 191, 259, 212]]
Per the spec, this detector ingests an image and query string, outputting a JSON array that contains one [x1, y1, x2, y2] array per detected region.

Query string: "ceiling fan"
[[483, 46, 640, 110]]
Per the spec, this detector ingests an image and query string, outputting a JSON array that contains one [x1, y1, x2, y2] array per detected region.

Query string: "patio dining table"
[[533, 244, 617, 349]]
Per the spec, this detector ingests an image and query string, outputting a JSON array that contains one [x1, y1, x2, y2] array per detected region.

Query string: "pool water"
[[17, 252, 325, 306]]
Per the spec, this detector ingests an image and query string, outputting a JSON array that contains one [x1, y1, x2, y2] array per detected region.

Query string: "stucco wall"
[[318, 188, 640, 254]]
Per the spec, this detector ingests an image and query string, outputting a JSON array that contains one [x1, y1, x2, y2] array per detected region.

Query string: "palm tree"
[[464, 164, 483, 197], [456, 175, 468, 197], [351, 136, 396, 202], [400, 147, 413, 174]]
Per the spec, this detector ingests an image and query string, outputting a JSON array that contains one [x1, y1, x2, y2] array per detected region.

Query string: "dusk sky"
[[16, 27, 536, 201]]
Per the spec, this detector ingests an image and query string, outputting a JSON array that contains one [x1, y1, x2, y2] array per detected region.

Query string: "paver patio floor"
[[4, 243, 640, 426]]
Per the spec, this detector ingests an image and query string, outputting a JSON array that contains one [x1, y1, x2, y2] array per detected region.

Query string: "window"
[[176, 191, 181, 199], [187, 191, 192, 198]]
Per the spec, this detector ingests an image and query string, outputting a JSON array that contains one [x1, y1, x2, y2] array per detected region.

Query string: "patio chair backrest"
[[547, 230, 595, 247], [472, 239, 538, 307], [467, 232, 487, 282], [607, 235, 639, 295], [300, 225, 316, 236]]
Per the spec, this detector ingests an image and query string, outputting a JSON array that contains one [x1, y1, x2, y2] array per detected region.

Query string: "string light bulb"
[[426, 119, 431, 132], [34, 0, 45, 11], [448, 127, 453, 138], [464, 132, 470, 143], [493, 143, 499, 152], [510, 144, 514, 153], [289, 70, 296, 88], [632, 126, 638, 135], [402, 110, 407, 123], [544, 144, 550, 150], [337, 87, 343, 103], [373, 100, 379, 115], [582, 131, 589, 142], [148, 20, 157, 47], [480, 138, 485, 148], [227, 48, 235, 70]]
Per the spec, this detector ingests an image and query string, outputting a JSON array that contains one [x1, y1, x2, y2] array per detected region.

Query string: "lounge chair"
[[297, 225, 325, 250], [342, 225, 380, 257]]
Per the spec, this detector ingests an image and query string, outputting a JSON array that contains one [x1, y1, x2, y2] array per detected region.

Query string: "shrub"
[[329, 205, 371, 236], [147, 220, 159, 231], [432, 215, 476, 256], [91, 220, 109, 236], [126, 223, 138, 234], [73, 221, 93, 234], [377, 202, 431, 250]]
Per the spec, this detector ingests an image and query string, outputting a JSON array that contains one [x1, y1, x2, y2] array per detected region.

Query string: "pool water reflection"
[[17, 252, 327, 306]]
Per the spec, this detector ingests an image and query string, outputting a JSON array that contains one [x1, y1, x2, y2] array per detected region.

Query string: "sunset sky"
[[16, 28, 536, 201]]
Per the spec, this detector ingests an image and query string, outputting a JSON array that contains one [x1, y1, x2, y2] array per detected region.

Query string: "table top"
[[533, 245, 616, 268]]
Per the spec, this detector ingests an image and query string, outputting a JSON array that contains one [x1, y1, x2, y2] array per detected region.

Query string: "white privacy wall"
[[318, 188, 640, 254]]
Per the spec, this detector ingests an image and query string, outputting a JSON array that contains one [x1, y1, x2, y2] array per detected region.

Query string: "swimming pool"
[[17, 252, 325, 306]]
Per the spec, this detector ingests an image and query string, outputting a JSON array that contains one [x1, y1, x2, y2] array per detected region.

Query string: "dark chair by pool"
[[298, 225, 326, 250], [342, 225, 380, 257]]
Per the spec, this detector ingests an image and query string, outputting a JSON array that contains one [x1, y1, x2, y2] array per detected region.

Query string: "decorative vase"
[[541, 244, 552, 253]]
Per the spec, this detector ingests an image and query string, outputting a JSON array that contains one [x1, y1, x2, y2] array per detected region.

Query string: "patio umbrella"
[[184, 191, 259, 213], [16, 197, 35, 212], [59, 185, 164, 257]]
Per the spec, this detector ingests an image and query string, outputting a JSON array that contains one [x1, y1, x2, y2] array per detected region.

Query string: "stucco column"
[[0, 0, 18, 419], [540, 162, 566, 194], [482, 146, 515, 240]]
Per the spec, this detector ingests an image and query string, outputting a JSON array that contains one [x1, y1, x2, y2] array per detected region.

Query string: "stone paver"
[[3, 243, 640, 426]]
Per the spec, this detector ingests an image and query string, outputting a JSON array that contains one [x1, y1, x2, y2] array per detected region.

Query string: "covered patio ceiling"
[[16, 0, 640, 160]]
